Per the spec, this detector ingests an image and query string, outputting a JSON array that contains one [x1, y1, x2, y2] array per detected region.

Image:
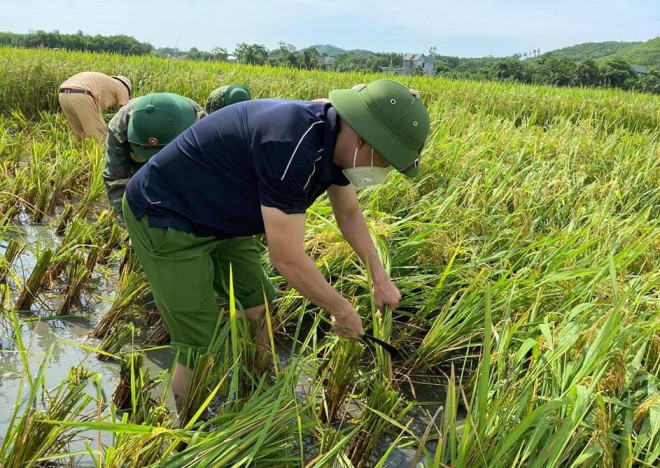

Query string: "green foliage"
[[2, 30, 657, 94], [609, 36, 660, 67], [310, 44, 374, 56], [301, 47, 320, 70], [574, 58, 601, 86], [545, 40, 640, 61], [0, 30, 152, 55], [333, 51, 403, 72], [186, 46, 228, 62], [234, 42, 269, 65], [430, 37, 660, 94], [153, 46, 228, 62], [309, 43, 348, 56], [492, 58, 528, 81], [267, 41, 301, 68], [433, 54, 499, 79], [601, 57, 636, 87], [635, 67, 660, 93], [431, 53, 659, 94]]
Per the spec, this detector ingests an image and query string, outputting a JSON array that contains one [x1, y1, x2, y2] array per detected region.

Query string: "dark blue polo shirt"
[[125, 99, 349, 238]]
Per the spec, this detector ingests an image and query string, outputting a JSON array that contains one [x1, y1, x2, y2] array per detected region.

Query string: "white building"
[[402, 53, 436, 75]]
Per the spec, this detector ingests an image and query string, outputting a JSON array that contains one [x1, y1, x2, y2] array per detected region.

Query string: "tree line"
[[434, 54, 660, 94], [0, 30, 153, 55], [1, 31, 658, 94]]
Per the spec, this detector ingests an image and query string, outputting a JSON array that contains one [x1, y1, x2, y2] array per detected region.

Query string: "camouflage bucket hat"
[[329, 79, 430, 177], [127, 93, 195, 161], [204, 84, 251, 114]]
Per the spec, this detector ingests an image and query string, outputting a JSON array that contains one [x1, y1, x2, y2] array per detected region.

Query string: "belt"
[[59, 88, 95, 98]]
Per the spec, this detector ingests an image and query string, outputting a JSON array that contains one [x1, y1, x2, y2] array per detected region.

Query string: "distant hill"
[[610, 37, 660, 67], [306, 44, 346, 56], [305, 44, 373, 56], [546, 37, 660, 67], [306, 39, 660, 68], [546, 41, 640, 61]]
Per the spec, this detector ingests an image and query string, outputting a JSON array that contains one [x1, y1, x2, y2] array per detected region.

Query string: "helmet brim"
[[127, 94, 196, 162], [329, 88, 420, 177]]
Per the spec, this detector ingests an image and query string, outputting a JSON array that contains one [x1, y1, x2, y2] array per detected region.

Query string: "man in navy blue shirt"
[[122, 79, 431, 408]]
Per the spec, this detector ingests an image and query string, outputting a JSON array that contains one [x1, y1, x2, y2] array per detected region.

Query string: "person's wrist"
[[371, 266, 388, 287], [328, 298, 353, 318]]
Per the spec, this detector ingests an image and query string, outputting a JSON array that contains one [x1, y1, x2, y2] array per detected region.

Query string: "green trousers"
[[122, 196, 276, 364]]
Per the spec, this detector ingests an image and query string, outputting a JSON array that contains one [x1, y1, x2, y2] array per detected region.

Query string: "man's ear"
[[356, 135, 367, 149]]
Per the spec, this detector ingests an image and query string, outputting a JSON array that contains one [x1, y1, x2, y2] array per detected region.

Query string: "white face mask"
[[342, 148, 393, 189]]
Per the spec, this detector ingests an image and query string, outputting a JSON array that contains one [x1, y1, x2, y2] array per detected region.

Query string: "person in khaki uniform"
[[58, 72, 132, 143]]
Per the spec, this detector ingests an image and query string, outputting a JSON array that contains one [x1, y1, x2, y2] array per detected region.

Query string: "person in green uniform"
[[103, 93, 206, 215], [205, 84, 251, 114], [122, 79, 431, 409]]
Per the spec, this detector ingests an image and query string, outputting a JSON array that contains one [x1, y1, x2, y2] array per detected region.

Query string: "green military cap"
[[329, 79, 430, 177], [127, 93, 195, 161], [205, 84, 251, 114]]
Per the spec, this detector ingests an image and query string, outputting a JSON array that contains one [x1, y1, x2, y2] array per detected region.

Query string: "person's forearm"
[[335, 208, 388, 284], [273, 250, 351, 316]]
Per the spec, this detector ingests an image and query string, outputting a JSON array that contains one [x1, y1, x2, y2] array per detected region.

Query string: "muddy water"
[[274, 337, 451, 467], [0, 221, 452, 467], [0, 221, 176, 466]]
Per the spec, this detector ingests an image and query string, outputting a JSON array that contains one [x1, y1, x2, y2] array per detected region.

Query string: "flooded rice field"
[[0, 214, 452, 467]]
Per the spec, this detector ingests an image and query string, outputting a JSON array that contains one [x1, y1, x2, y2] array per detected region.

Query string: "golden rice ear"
[[409, 88, 421, 100]]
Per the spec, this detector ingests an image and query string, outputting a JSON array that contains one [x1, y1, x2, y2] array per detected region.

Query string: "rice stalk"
[[347, 379, 412, 468], [0, 238, 22, 283], [97, 322, 134, 360], [55, 203, 74, 236], [318, 338, 364, 424], [92, 270, 147, 339], [144, 320, 170, 346], [111, 352, 160, 422], [56, 253, 91, 315], [14, 246, 53, 311]]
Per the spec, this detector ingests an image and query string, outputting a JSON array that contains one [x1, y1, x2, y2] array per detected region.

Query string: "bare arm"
[[327, 184, 401, 309], [261, 205, 364, 337]]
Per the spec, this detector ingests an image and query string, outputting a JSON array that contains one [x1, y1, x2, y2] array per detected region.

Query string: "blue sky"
[[1, 0, 658, 57]]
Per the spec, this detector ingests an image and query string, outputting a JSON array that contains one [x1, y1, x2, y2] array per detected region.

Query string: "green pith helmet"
[[204, 84, 251, 114], [112, 75, 132, 97], [127, 93, 195, 161], [329, 79, 430, 177]]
